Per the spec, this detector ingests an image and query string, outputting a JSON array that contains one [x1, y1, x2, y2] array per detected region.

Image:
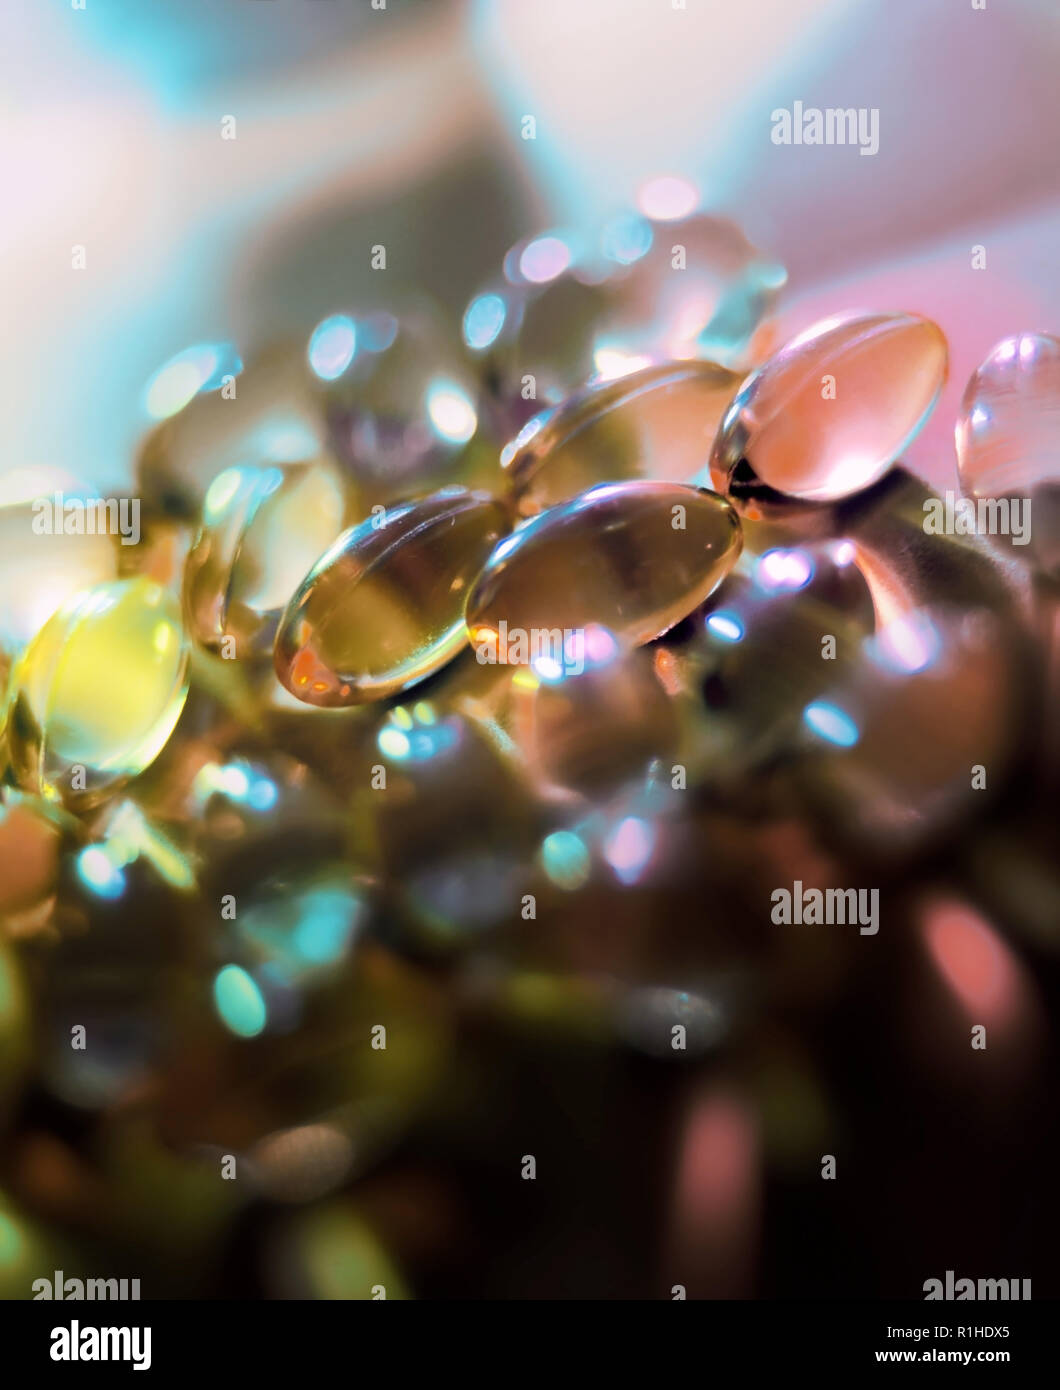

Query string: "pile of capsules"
[[0, 210, 1057, 1296]]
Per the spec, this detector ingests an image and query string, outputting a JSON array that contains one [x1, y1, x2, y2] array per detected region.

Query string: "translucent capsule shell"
[[710, 312, 948, 505], [466, 481, 742, 651], [596, 212, 787, 368], [311, 304, 497, 504], [275, 489, 510, 707], [504, 360, 743, 517], [956, 332, 1060, 578], [0, 499, 117, 652], [183, 460, 347, 653], [3, 578, 190, 806], [137, 346, 327, 518]]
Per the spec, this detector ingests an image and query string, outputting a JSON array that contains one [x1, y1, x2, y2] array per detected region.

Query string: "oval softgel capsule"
[[3, 577, 190, 806], [274, 488, 510, 707], [710, 311, 948, 506], [466, 480, 742, 654], [504, 360, 743, 517], [183, 460, 347, 654], [956, 332, 1060, 577]]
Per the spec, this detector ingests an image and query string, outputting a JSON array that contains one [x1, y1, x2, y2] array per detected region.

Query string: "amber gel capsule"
[[3, 578, 189, 807], [710, 311, 948, 506], [466, 481, 741, 653], [275, 488, 510, 707], [503, 360, 743, 517]]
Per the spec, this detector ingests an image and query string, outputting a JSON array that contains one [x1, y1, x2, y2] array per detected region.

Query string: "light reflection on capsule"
[[463, 293, 508, 351], [308, 314, 357, 381], [803, 700, 859, 748], [603, 816, 655, 885]]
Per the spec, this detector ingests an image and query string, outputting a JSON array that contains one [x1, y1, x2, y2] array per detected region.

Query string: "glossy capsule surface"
[[710, 312, 948, 506], [466, 481, 742, 652], [595, 211, 787, 367], [275, 489, 510, 706], [183, 460, 347, 653], [956, 332, 1060, 577], [3, 578, 189, 806], [137, 346, 327, 517], [503, 360, 742, 517]]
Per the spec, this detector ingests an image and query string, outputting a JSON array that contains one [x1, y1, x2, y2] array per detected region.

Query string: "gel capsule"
[[3, 578, 189, 806], [503, 360, 742, 517], [595, 211, 787, 368], [464, 236, 613, 420], [183, 460, 347, 654], [137, 346, 328, 518], [275, 488, 510, 706], [310, 304, 496, 503], [466, 481, 741, 651], [956, 332, 1060, 578], [710, 312, 948, 506]]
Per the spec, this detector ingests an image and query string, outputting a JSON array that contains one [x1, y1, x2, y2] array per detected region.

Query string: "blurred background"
[[1, 0, 1059, 1300], [5, 0, 1060, 492]]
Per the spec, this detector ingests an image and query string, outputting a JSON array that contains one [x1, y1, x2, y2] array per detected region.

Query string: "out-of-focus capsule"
[[183, 460, 347, 655], [595, 209, 787, 368], [137, 346, 327, 518], [363, 706, 535, 948], [465, 231, 613, 420], [275, 488, 510, 707], [796, 604, 1028, 856], [710, 312, 948, 509], [690, 542, 877, 772], [509, 637, 681, 801], [0, 936, 30, 1115], [955, 332, 1060, 579], [0, 794, 65, 933], [266, 1200, 409, 1299], [0, 1192, 62, 1299], [502, 360, 742, 517], [310, 305, 497, 503], [466, 481, 741, 653], [3, 578, 189, 807], [0, 489, 117, 653]]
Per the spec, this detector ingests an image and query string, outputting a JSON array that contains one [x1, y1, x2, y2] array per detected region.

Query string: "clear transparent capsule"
[[183, 460, 347, 655], [466, 481, 742, 654], [464, 238, 614, 421], [509, 638, 682, 801], [710, 311, 948, 508], [137, 346, 328, 518], [796, 605, 1025, 856], [363, 706, 534, 948], [594, 211, 787, 369], [275, 488, 510, 706], [502, 360, 743, 517], [956, 332, 1060, 578], [3, 578, 190, 807], [693, 542, 878, 771], [310, 304, 497, 503]]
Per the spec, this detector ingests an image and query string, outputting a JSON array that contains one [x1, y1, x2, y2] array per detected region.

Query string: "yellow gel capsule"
[[503, 360, 743, 517], [183, 460, 347, 654], [710, 311, 948, 506], [4, 578, 190, 807], [466, 481, 742, 652], [275, 488, 510, 707]]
